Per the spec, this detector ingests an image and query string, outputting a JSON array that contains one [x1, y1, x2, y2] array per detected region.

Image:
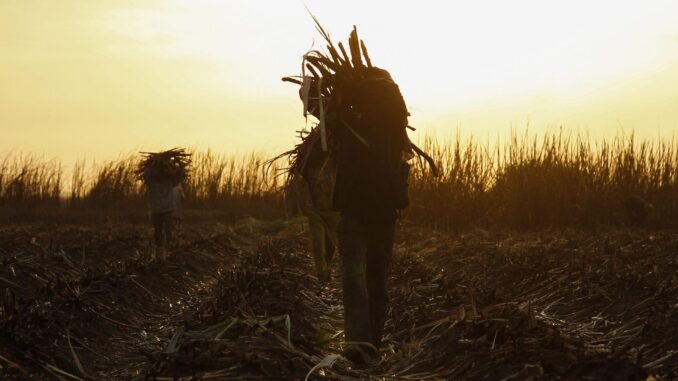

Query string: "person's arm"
[[173, 168, 187, 185], [143, 167, 152, 184]]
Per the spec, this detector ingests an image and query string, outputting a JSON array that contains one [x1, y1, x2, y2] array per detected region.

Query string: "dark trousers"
[[339, 214, 395, 349], [152, 212, 173, 248]]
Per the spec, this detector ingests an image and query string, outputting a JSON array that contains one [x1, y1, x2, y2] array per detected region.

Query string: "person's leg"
[[164, 211, 173, 247], [324, 233, 334, 269], [365, 217, 396, 349], [151, 213, 163, 261], [152, 213, 163, 247], [307, 208, 329, 280], [338, 214, 372, 347], [155, 212, 170, 262], [322, 210, 340, 266]]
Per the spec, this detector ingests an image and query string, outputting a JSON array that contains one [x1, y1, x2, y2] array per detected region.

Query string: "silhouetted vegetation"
[[407, 130, 678, 229], [0, 153, 62, 208], [2, 130, 677, 228]]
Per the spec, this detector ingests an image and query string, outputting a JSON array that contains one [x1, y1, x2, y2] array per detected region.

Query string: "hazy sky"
[[1, 0, 677, 167]]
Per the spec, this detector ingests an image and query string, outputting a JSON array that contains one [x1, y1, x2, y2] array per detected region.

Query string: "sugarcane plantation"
[[1, 3, 677, 380]]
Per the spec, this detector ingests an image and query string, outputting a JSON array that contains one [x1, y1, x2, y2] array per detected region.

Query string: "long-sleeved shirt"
[[146, 180, 176, 214], [143, 168, 185, 214]]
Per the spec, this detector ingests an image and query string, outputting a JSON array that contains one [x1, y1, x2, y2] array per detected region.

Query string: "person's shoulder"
[[143, 167, 153, 179]]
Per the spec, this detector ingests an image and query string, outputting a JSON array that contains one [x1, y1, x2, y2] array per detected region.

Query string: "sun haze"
[[1, 0, 677, 167]]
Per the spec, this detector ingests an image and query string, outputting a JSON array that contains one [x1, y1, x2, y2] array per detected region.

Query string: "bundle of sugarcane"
[[270, 125, 333, 180], [136, 148, 191, 183], [282, 18, 439, 176]]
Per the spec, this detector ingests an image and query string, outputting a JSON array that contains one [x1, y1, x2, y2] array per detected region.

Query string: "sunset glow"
[[2, 0, 677, 166]]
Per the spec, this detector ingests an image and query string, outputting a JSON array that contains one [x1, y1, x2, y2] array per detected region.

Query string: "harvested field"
[[1, 219, 676, 380]]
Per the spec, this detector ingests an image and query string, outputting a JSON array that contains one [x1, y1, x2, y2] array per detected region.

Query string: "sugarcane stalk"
[[307, 60, 333, 81], [305, 63, 320, 79], [327, 44, 345, 66], [349, 26, 363, 68], [318, 77, 327, 152], [306, 53, 337, 72], [337, 42, 352, 68], [301, 76, 312, 118], [411, 142, 440, 177], [137, 148, 191, 181], [360, 40, 372, 68], [282, 77, 304, 85], [340, 120, 369, 147]]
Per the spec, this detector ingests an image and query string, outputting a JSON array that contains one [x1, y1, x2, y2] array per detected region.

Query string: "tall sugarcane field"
[[2, 13, 678, 381], [3, 134, 678, 380]]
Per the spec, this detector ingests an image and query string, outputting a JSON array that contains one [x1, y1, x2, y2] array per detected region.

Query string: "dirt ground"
[[0, 217, 676, 380]]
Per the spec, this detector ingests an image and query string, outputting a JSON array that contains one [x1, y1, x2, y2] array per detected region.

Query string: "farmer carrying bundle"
[[282, 126, 341, 284], [137, 148, 190, 263], [282, 21, 437, 366]]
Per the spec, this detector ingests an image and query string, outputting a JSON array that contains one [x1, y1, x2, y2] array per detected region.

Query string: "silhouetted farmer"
[[144, 168, 185, 262], [138, 149, 190, 263], [300, 146, 340, 283], [331, 67, 412, 365], [282, 26, 431, 366]]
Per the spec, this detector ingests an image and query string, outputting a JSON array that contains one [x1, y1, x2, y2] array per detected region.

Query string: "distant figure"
[[137, 149, 191, 262], [624, 195, 652, 226], [143, 166, 186, 262]]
